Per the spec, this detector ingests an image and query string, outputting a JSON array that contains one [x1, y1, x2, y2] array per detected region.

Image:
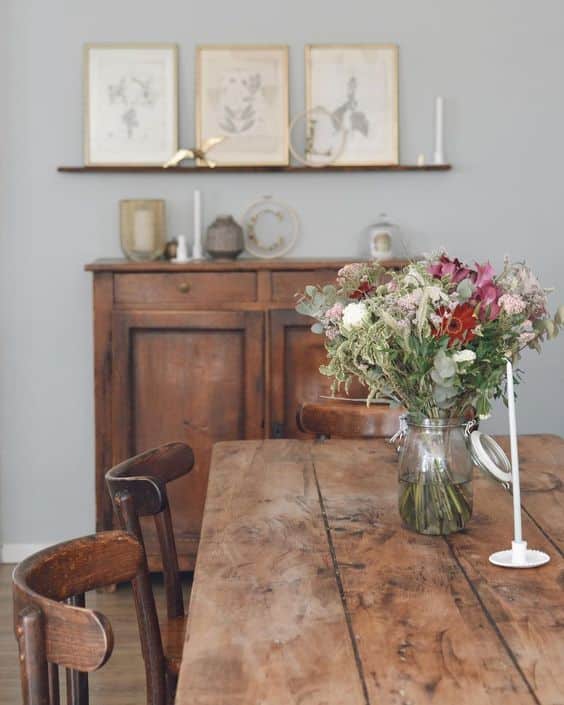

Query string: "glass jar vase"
[[398, 416, 473, 535]]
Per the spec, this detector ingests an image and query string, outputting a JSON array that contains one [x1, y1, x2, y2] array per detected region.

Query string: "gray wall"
[[1, 0, 563, 551]]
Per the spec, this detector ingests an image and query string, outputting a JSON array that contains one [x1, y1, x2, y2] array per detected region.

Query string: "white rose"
[[342, 302, 369, 330], [425, 285, 444, 302], [452, 349, 476, 363]]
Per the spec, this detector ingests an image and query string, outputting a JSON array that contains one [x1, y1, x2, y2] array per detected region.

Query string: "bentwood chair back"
[[12, 530, 167, 705], [297, 399, 405, 439], [105, 442, 195, 692]]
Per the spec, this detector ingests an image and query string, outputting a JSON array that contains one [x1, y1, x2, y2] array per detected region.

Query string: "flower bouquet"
[[297, 255, 562, 534]]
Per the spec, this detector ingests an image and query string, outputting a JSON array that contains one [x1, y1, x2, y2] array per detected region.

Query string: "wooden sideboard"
[[85, 258, 406, 570]]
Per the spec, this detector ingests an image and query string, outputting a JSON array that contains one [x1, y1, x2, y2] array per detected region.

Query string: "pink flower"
[[498, 293, 526, 316], [397, 290, 422, 312], [428, 255, 475, 285], [474, 283, 501, 321], [325, 302, 345, 321], [474, 261, 495, 288], [471, 261, 501, 321]]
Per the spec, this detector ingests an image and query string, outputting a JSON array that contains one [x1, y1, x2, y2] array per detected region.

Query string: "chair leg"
[[166, 672, 178, 705]]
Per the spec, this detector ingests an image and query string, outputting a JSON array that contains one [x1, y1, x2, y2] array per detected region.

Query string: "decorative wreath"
[[242, 196, 300, 259]]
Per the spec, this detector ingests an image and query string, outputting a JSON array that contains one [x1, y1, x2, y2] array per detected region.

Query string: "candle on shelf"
[[133, 208, 155, 253], [417, 153, 425, 167], [433, 96, 445, 165], [192, 189, 203, 259]]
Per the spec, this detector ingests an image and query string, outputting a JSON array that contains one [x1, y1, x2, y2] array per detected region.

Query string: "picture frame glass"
[[197, 46, 289, 166], [85, 44, 178, 166], [306, 45, 398, 166]]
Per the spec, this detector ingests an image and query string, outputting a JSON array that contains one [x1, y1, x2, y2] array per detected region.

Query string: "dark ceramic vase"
[[205, 215, 244, 260]]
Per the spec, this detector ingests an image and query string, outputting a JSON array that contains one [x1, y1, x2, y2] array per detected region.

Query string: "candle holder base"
[[489, 541, 550, 569]]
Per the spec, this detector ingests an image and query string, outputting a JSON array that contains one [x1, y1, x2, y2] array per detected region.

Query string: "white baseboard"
[[0, 543, 53, 564]]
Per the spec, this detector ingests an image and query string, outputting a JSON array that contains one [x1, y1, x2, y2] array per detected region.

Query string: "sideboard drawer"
[[271, 269, 339, 303], [115, 272, 257, 305]]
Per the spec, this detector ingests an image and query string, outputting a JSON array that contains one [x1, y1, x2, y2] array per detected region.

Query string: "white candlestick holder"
[[487, 360, 550, 568]]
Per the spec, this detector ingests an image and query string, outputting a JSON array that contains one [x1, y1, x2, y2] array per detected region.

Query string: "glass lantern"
[[367, 213, 399, 260], [120, 200, 166, 261]]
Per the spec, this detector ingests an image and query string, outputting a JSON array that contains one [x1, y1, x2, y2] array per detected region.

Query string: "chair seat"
[[297, 399, 404, 439], [162, 615, 188, 676]]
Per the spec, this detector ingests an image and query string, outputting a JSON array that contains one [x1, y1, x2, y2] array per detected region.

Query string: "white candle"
[[193, 189, 203, 259], [506, 359, 523, 543], [433, 96, 445, 165], [133, 208, 155, 252]]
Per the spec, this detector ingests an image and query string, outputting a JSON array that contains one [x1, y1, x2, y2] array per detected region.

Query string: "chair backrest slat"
[[106, 442, 194, 619], [48, 662, 60, 705], [154, 507, 184, 618], [15, 606, 50, 705], [13, 531, 167, 705]]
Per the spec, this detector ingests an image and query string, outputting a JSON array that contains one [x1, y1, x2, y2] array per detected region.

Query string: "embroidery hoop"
[[242, 196, 300, 259], [289, 106, 347, 168]]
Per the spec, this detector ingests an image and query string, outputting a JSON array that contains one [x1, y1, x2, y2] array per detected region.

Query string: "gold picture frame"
[[305, 44, 399, 166], [196, 45, 289, 167], [84, 43, 179, 166]]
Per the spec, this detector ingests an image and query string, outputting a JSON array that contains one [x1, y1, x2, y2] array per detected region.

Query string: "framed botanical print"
[[196, 45, 289, 166], [84, 44, 178, 166], [305, 44, 399, 166]]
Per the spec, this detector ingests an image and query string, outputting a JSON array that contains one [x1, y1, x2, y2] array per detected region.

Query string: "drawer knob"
[[178, 282, 191, 293]]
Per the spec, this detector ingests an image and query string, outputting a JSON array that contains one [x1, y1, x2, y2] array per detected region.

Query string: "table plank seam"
[[443, 537, 543, 705], [311, 455, 371, 705], [519, 503, 563, 558]]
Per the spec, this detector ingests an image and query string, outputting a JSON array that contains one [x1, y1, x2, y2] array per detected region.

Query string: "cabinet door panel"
[[112, 310, 264, 569], [270, 310, 364, 438]]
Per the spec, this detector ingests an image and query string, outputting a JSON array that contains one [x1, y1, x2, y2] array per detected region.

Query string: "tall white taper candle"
[[433, 96, 445, 165], [193, 189, 203, 259], [506, 359, 523, 543]]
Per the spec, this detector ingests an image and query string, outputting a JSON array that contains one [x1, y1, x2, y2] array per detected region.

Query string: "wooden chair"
[[297, 399, 405, 439], [105, 442, 195, 696], [12, 530, 167, 705]]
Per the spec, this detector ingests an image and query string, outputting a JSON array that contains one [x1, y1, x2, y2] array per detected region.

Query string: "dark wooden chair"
[[105, 442, 195, 696], [12, 530, 167, 705], [297, 399, 405, 439]]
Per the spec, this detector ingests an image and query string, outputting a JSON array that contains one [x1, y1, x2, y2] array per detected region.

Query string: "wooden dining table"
[[175, 435, 563, 705]]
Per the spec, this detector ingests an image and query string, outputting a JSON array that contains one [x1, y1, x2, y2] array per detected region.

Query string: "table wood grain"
[[176, 436, 563, 705]]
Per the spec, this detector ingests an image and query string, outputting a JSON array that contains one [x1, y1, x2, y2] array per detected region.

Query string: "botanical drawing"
[[218, 71, 263, 134], [330, 77, 369, 136], [107, 73, 159, 139], [307, 76, 369, 159]]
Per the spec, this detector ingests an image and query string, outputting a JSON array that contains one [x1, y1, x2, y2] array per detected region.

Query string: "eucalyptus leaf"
[[434, 350, 456, 379], [457, 279, 474, 301]]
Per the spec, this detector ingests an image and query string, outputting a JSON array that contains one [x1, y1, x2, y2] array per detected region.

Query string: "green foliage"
[[296, 257, 562, 419]]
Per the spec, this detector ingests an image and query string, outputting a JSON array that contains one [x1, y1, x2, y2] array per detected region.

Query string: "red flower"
[[350, 281, 376, 300], [433, 304, 477, 347]]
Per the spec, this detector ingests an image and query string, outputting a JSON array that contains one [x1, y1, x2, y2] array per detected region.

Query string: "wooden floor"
[[0, 563, 192, 705]]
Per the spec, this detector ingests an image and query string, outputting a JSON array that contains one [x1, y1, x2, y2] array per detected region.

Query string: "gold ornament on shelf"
[[163, 137, 226, 168]]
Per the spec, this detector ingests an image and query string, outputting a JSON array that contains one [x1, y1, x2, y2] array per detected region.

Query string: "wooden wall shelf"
[[58, 164, 451, 174]]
